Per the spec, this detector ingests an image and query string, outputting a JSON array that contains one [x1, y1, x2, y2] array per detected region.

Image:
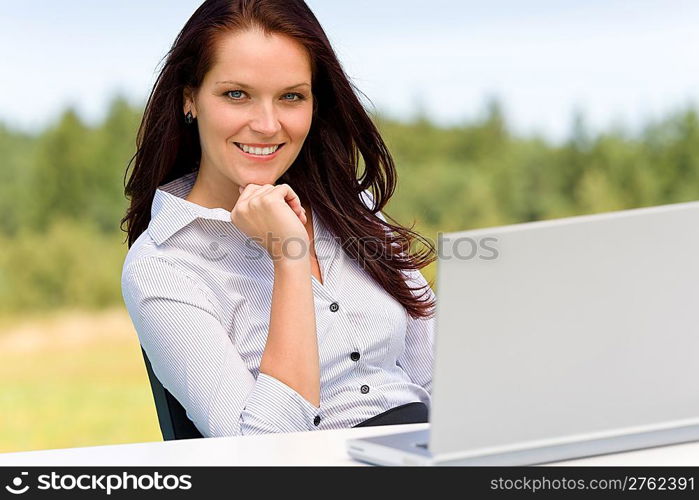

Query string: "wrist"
[[269, 235, 311, 264], [272, 253, 311, 272]]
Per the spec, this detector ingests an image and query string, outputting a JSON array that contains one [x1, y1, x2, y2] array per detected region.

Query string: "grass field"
[[0, 308, 162, 454]]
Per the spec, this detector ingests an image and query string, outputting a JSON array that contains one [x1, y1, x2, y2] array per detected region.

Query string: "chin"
[[238, 174, 282, 187]]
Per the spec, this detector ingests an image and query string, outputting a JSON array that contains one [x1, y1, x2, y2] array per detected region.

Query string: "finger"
[[238, 183, 271, 204], [249, 184, 276, 203], [274, 184, 306, 221], [237, 183, 263, 203], [273, 184, 303, 212]]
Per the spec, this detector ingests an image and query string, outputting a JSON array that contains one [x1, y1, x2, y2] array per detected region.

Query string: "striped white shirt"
[[121, 171, 435, 437]]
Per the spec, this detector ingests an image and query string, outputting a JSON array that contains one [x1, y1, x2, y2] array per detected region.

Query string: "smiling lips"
[[234, 142, 285, 160]]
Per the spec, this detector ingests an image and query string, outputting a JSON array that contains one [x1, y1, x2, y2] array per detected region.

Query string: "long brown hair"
[[121, 0, 436, 319]]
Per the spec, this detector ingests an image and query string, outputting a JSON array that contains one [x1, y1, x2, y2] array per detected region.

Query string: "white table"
[[1, 423, 699, 466]]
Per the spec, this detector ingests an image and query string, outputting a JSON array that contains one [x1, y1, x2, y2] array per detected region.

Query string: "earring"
[[185, 111, 194, 125]]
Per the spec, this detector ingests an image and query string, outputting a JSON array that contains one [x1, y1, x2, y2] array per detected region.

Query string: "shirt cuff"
[[239, 372, 322, 434]]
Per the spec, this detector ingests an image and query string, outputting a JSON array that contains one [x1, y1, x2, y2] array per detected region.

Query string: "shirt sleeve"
[[121, 256, 321, 437], [396, 268, 436, 395], [360, 188, 436, 394]]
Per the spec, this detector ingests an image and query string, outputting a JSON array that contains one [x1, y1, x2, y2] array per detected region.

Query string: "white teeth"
[[236, 143, 281, 155]]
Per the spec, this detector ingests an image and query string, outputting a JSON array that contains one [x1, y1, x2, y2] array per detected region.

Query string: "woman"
[[121, 0, 437, 437]]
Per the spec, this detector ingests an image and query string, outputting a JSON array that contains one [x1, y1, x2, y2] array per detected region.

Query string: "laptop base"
[[347, 423, 699, 466]]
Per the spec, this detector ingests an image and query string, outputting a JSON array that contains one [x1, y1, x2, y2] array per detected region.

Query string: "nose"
[[249, 101, 282, 137]]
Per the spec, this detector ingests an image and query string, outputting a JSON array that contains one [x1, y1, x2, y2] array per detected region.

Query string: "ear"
[[183, 86, 197, 116]]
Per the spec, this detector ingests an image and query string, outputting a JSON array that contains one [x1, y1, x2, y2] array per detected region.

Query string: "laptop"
[[347, 200, 699, 466]]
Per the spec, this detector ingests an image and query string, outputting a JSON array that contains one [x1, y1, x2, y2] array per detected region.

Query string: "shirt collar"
[[148, 171, 235, 245]]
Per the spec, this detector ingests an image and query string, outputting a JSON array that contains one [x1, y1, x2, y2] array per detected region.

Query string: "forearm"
[[259, 255, 320, 407]]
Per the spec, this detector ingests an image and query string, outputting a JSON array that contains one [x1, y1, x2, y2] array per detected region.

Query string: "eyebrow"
[[215, 81, 311, 90]]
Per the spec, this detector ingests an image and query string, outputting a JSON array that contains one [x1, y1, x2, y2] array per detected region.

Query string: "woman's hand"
[[231, 183, 309, 261]]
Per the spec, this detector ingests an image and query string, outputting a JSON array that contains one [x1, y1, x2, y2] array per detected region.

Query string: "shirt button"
[[360, 384, 370, 394], [329, 302, 339, 312], [313, 415, 321, 426], [350, 351, 360, 362]]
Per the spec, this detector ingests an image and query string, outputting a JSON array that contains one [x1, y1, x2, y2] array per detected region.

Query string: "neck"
[[185, 168, 240, 212]]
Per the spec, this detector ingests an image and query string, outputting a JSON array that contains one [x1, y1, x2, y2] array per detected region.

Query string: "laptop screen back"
[[429, 201, 699, 457]]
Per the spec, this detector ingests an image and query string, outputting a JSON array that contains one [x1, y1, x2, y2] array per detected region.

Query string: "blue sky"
[[1, 0, 698, 141]]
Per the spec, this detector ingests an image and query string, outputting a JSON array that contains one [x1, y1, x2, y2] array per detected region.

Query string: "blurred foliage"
[[1, 94, 699, 315], [0, 96, 140, 316], [0, 218, 125, 314], [374, 100, 699, 283]]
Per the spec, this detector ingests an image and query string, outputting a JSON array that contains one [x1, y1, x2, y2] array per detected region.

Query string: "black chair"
[[140, 347, 204, 440]]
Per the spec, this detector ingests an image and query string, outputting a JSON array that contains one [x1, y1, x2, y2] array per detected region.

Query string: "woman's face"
[[184, 29, 313, 194]]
